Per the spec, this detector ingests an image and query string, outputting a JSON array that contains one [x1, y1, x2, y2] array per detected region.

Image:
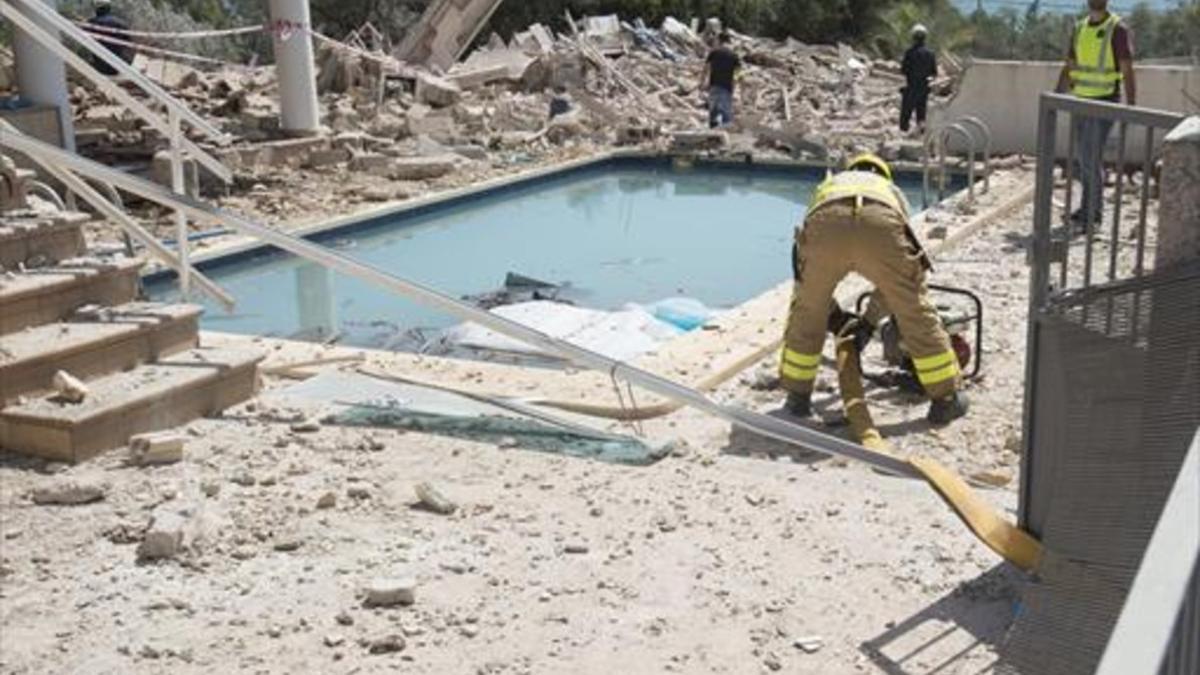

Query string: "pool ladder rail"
[[922, 116, 993, 210]]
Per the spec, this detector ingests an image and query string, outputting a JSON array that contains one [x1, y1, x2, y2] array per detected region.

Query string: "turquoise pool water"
[[148, 161, 945, 349]]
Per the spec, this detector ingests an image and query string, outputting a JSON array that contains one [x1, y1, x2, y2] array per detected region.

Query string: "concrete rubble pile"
[[59, 16, 948, 227]]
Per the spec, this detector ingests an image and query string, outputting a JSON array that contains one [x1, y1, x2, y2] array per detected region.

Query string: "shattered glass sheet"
[[269, 371, 666, 466], [329, 404, 663, 466]]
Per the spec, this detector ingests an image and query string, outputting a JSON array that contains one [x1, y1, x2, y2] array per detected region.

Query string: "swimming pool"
[[147, 157, 956, 349]]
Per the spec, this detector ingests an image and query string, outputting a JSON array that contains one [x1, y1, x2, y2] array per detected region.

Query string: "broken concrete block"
[[129, 432, 185, 466], [51, 370, 89, 404], [414, 482, 457, 515], [79, 105, 139, 132], [258, 136, 328, 168], [138, 508, 188, 560], [304, 148, 351, 169], [365, 578, 417, 607], [617, 125, 658, 146], [407, 105, 459, 139], [390, 156, 458, 181], [447, 64, 510, 91], [670, 130, 728, 153], [368, 113, 409, 139], [349, 153, 393, 176], [513, 23, 555, 54], [416, 72, 463, 108], [662, 17, 703, 51], [31, 479, 106, 505]]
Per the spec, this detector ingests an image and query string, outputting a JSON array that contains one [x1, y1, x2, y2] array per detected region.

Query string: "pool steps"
[[0, 212, 262, 462]]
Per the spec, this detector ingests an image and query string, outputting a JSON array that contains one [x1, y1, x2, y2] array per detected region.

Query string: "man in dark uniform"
[[84, 0, 134, 76], [700, 32, 741, 129], [900, 24, 937, 135]]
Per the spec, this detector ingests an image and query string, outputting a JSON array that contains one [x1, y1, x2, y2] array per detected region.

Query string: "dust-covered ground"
[[0, 185, 1084, 674]]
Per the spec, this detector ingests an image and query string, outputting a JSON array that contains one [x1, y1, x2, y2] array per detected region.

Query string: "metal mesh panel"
[[1001, 264, 1200, 675]]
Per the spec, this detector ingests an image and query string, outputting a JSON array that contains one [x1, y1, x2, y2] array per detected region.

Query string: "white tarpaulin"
[[443, 300, 684, 362]]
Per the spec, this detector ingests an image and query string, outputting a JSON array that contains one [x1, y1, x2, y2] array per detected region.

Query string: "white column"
[[268, 0, 321, 135], [12, 0, 75, 150]]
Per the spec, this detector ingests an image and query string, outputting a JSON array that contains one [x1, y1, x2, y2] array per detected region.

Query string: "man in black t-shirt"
[[900, 24, 937, 134], [701, 32, 740, 129], [84, 0, 134, 76]]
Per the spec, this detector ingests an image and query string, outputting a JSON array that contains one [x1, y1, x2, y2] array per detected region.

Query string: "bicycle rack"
[[921, 116, 994, 209]]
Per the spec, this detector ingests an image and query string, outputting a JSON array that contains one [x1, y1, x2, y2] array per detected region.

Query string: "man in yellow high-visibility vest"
[[779, 154, 969, 426], [1055, 0, 1137, 230]]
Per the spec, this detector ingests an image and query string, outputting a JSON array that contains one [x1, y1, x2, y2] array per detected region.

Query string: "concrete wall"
[[937, 60, 1199, 159], [396, 0, 506, 71]]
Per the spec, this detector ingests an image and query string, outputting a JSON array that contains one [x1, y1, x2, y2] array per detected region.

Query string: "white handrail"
[[0, 0, 232, 183], [11, 0, 228, 144], [0, 126, 924, 479], [0, 120, 235, 310]]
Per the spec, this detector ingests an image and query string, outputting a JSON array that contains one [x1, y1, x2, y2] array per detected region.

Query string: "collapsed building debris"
[[44, 13, 948, 242]]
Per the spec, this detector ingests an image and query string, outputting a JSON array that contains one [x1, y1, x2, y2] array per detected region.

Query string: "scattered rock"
[[390, 155, 458, 181], [273, 531, 304, 552], [128, 432, 185, 466], [137, 508, 188, 560], [794, 636, 824, 654], [969, 469, 1014, 488], [323, 634, 345, 648], [413, 482, 457, 515], [364, 578, 417, 608], [415, 72, 463, 108], [335, 611, 354, 626], [290, 419, 322, 434], [316, 491, 337, 509], [50, 370, 89, 403], [564, 543, 589, 555], [200, 480, 221, 498], [31, 479, 106, 505], [366, 634, 406, 654]]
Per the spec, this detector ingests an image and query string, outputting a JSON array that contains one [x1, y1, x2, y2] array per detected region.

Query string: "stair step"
[[0, 347, 263, 462], [0, 257, 143, 335], [0, 302, 203, 404], [0, 212, 90, 270]]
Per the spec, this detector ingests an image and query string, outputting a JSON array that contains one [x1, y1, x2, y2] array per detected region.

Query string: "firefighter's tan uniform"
[[780, 168, 962, 400]]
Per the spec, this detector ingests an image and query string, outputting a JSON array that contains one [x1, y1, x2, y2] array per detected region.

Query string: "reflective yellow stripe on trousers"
[[781, 348, 820, 381], [912, 350, 960, 386]]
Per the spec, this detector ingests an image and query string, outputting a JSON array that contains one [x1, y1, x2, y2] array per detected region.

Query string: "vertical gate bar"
[[1131, 127, 1154, 345], [1109, 121, 1129, 281], [1106, 121, 1129, 334], [1061, 113, 1077, 290], [1136, 126, 1154, 278], [1019, 94, 1059, 530]]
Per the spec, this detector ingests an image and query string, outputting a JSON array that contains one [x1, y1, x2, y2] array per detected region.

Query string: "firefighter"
[[780, 154, 969, 426]]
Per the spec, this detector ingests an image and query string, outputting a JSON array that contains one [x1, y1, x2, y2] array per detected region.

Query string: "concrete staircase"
[[0, 209, 262, 462]]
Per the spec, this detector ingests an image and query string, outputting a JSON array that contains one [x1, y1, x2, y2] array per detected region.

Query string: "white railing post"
[[10, 0, 74, 150], [168, 108, 190, 296], [268, 0, 321, 134]]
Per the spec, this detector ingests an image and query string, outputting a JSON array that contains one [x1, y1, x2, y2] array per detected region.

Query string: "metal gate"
[[1001, 93, 1198, 675]]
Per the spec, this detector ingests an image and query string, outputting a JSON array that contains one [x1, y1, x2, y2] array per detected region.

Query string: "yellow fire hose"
[[834, 333, 1043, 572]]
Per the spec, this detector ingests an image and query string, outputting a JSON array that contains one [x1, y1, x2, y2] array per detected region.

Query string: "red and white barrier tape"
[[75, 20, 263, 40]]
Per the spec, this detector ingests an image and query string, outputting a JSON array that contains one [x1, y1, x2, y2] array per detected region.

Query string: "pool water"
[[148, 161, 943, 349]]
